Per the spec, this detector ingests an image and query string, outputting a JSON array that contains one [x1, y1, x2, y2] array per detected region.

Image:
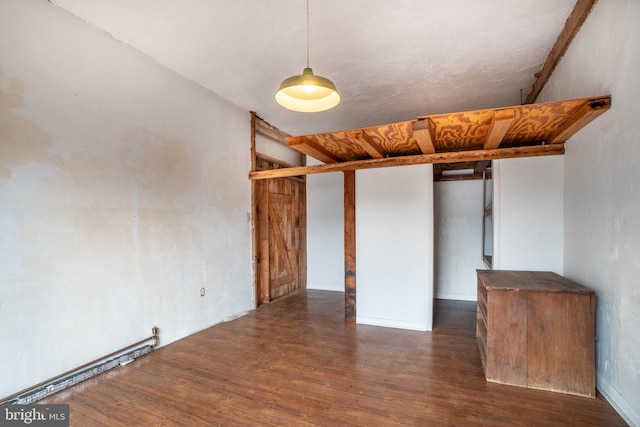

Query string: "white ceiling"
[[50, 0, 577, 136]]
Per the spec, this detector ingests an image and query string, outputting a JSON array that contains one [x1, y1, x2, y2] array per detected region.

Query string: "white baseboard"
[[356, 316, 428, 332], [435, 293, 477, 301], [597, 373, 639, 427], [306, 284, 344, 292]]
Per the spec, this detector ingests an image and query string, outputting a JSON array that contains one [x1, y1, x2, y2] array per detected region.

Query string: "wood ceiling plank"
[[429, 110, 493, 152], [484, 109, 516, 150], [547, 97, 611, 143], [249, 144, 564, 180], [349, 130, 386, 159], [412, 120, 436, 154], [288, 136, 342, 163], [525, 0, 598, 104], [364, 122, 420, 156]]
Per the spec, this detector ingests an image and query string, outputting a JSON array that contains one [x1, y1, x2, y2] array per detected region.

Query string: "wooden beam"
[[344, 170, 356, 324], [288, 136, 342, 164], [298, 144, 307, 168], [249, 144, 564, 180], [483, 109, 515, 150], [412, 119, 436, 154], [547, 97, 611, 143], [255, 115, 291, 146], [255, 153, 304, 181], [434, 173, 485, 182], [253, 171, 304, 183], [525, 0, 598, 104], [250, 112, 258, 170], [349, 130, 385, 159], [474, 160, 491, 175]]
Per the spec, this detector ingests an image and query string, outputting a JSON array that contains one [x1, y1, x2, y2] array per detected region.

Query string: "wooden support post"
[[344, 170, 356, 324], [299, 152, 308, 290], [258, 181, 271, 304], [250, 112, 260, 308]]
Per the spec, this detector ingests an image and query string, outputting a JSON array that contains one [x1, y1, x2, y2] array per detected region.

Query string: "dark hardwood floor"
[[43, 290, 626, 426]]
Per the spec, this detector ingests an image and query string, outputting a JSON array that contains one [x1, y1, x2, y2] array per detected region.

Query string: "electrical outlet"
[[200, 287, 205, 297]]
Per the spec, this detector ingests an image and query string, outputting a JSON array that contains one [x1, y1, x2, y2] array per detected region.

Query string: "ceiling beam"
[[412, 120, 436, 154], [483, 109, 515, 150], [254, 114, 291, 146], [435, 172, 485, 182], [547, 97, 611, 143], [249, 144, 564, 180], [288, 136, 342, 163], [348, 130, 385, 159], [525, 0, 598, 104]]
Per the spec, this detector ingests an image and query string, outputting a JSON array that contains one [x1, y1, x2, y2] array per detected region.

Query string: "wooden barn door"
[[256, 158, 306, 304]]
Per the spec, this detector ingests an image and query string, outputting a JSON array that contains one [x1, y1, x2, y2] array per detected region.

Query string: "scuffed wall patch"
[[0, 71, 61, 181], [121, 127, 199, 206]]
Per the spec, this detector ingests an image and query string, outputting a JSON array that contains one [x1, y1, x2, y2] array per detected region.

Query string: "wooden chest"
[[476, 270, 596, 397]]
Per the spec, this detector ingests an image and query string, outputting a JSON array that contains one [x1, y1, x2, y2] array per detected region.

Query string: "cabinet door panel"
[[527, 293, 596, 396], [486, 290, 527, 386]]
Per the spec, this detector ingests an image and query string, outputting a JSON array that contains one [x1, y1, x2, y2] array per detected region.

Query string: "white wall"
[[256, 134, 301, 166], [306, 165, 344, 291], [0, 0, 253, 398], [492, 156, 564, 274], [537, 1, 640, 423], [356, 165, 434, 331], [434, 180, 485, 301]]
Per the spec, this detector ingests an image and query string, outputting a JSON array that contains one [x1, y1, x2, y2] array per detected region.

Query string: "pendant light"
[[275, 0, 340, 112]]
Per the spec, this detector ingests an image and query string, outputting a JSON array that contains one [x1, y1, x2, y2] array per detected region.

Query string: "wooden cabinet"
[[476, 270, 596, 397]]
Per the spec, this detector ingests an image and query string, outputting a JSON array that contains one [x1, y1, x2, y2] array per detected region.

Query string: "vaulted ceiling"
[[51, 0, 583, 138]]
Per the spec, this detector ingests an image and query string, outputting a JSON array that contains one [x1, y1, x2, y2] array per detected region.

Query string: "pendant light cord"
[[306, 0, 310, 68]]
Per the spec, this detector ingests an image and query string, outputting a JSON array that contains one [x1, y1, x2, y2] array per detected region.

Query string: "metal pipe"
[[1, 327, 159, 404]]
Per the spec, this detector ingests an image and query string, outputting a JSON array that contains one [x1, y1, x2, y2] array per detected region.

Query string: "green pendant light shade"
[[275, 0, 340, 113], [275, 67, 341, 112]]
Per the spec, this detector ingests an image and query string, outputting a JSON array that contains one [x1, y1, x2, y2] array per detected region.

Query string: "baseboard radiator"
[[1, 327, 159, 405]]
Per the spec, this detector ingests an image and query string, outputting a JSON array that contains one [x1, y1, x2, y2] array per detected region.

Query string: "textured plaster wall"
[[492, 156, 564, 274], [0, 0, 252, 398], [434, 180, 485, 300], [537, 1, 640, 423]]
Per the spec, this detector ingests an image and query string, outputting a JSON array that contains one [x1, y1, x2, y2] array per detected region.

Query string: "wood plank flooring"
[[43, 290, 627, 426]]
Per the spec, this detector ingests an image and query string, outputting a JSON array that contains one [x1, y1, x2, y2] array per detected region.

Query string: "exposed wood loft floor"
[[44, 291, 626, 426]]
